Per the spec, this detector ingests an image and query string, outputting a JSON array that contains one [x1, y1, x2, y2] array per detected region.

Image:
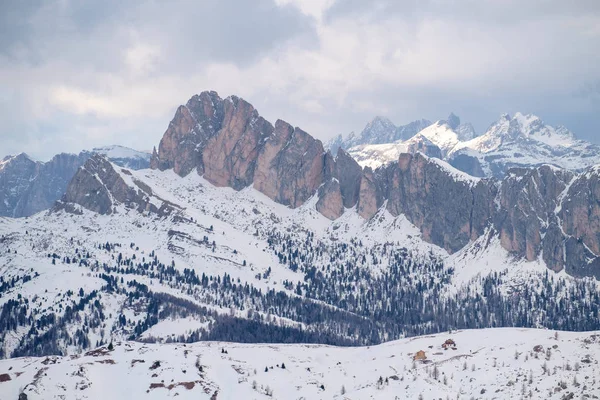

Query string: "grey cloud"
[[325, 0, 600, 24], [1, 0, 315, 68], [0, 0, 599, 160]]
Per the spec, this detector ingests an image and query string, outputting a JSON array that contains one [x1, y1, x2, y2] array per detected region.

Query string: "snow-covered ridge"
[[327, 116, 433, 155], [346, 141, 409, 169], [1, 328, 598, 400], [345, 111, 600, 178], [92, 145, 151, 162]]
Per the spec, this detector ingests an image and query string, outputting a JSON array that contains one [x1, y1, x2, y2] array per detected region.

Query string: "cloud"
[[0, 0, 599, 160]]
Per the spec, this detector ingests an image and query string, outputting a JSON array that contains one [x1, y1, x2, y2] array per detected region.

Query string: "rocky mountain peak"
[[325, 117, 433, 153], [446, 113, 461, 130], [48, 90, 600, 278]]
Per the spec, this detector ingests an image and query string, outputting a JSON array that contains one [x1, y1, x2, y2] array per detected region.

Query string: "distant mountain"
[[92, 145, 151, 170], [337, 114, 476, 169], [347, 134, 442, 169], [2, 90, 600, 370], [448, 113, 600, 178], [343, 112, 600, 179], [0, 146, 150, 217], [346, 116, 472, 169], [0, 152, 89, 218], [327, 116, 433, 155]]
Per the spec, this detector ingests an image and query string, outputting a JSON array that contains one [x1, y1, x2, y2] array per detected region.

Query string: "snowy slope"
[[327, 117, 432, 155], [1, 158, 599, 372], [414, 121, 461, 156], [1, 328, 598, 400], [346, 121, 462, 169], [0, 161, 451, 356], [346, 142, 410, 169], [344, 112, 600, 179], [92, 145, 151, 170], [448, 113, 600, 178]]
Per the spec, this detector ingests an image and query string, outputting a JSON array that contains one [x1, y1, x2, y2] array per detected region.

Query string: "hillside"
[[0, 91, 599, 400], [1, 328, 598, 399]]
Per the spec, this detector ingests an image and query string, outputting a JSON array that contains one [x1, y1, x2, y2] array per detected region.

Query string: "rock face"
[[202, 96, 272, 190], [0, 152, 88, 217], [152, 91, 225, 176], [316, 179, 344, 220], [152, 93, 328, 209], [0, 147, 152, 218], [495, 166, 573, 263], [333, 149, 362, 209], [255, 121, 326, 208], [360, 153, 496, 253], [145, 91, 600, 277], [357, 167, 384, 220], [56, 154, 168, 216]]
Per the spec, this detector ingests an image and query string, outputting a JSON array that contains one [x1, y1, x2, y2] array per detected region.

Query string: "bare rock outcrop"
[[380, 153, 495, 253], [202, 96, 273, 189], [316, 179, 344, 220], [254, 120, 325, 208], [357, 167, 384, 220], [334, 149, 362, 209], [560, 169, 600, 255], [495, 166, 573, 262], [153, 91, 225, 176], [57, 154, 165, 215]]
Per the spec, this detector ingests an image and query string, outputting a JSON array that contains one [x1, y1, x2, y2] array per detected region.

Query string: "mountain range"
[[1, 91, 599, 399], [0, 146, 150, 217], [334, 112, 600, 179]]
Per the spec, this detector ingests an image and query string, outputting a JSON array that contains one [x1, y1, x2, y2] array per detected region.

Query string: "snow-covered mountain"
[[327, 116, 432, 155], [92, 145, 151, 170], [0, 146, 151, 218], [1, 91, 599, 400], [343, 115, 476, 170], [448, 113, 600, 178], [1, 152, 599, 360], [344, 112, 600, 179], [1, 328, 598, 400], [347, 134, 442, 169]]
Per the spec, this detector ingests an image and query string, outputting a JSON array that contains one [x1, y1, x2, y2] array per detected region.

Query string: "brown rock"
[[560, 170, 600, 255], [382, 153, 495, 253], [56, 154, 168, 216], [254, 120, 325, 208], [357, 167, 383, 219], [495, 166, 573, 262], [202, 96, 273, 189], [153, 91, 225, 176], [334, 149, 362, 209], [316, 179, 344, 220]]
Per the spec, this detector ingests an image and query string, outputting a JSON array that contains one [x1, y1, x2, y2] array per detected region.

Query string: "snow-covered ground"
[[1, 328, 598, 399]]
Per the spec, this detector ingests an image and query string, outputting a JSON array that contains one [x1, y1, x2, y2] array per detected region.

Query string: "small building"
[[413, 350, 427, 361], [442, 339, 456, 349]]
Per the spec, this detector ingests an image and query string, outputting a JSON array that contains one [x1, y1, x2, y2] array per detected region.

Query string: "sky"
[[1, 0, 599, 161]]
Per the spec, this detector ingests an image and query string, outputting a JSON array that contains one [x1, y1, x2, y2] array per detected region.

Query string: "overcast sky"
[[1, 0, 599, 160]]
